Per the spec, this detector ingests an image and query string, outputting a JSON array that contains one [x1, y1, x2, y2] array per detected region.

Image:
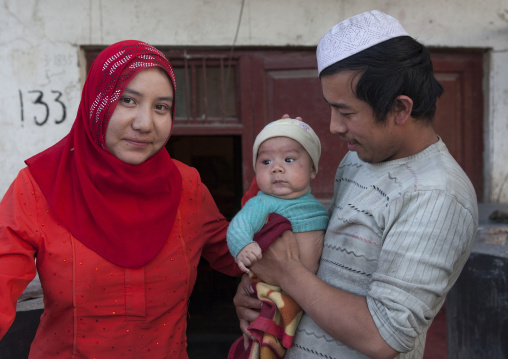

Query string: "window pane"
[[173, 67, 190, 119], [196, 67, 236, 119], [173, 62, 237, 121]]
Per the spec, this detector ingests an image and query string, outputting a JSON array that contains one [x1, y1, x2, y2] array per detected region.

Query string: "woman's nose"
[[132, 107, 153, 132]]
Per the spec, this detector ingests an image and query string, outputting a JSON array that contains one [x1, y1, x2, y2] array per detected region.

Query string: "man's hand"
[[281, 113, 303, 121], [233, 274, 262, 349], [250, 230, 301, 287]]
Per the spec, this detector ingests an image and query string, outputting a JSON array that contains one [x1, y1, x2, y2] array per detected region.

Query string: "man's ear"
[[393, 95, 413, 126]]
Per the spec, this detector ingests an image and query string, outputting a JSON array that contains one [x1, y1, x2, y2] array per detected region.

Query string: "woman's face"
[[105, 67, 174, 165]]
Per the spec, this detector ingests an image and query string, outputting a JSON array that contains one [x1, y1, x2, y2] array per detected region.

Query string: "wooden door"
[[252, 49, 484, 201], [249, 51, 347, 203], [431, 51, 484, 200]]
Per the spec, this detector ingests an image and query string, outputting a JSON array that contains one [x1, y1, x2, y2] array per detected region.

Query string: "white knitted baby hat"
[[252, 119, 321, 174]]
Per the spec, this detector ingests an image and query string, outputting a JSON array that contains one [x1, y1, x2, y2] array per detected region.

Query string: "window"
[[172, 57, 237, 123]]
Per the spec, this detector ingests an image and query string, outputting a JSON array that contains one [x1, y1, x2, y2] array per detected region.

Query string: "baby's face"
[[255, 137, 316, 199]]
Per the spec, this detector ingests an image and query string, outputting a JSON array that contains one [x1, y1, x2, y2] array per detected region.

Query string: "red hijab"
[[25, 40, 182, 268]]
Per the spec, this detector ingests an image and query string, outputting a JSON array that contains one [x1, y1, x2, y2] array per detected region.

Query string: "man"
[[234, 10, 478, 359]]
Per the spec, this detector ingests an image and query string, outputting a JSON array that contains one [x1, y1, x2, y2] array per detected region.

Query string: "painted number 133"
[[19, 90, 67, 126]]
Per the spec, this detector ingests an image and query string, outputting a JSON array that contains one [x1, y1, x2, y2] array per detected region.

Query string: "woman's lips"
[[125, 139, 150, 148]]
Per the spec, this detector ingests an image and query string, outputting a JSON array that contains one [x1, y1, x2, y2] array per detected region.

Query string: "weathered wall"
[[447, 203, 508, 358], [1, 0, 507, 201]]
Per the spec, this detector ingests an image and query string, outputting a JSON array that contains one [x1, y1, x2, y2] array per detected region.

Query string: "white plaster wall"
[[1, 0, 507, 202]]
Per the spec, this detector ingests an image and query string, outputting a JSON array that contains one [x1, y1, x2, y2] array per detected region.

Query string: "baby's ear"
[[310, 166, 317, 180]]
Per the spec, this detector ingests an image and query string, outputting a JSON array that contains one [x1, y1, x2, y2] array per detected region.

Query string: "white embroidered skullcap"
[[252, 119, 321, 174], [317, 10, 409, 74]]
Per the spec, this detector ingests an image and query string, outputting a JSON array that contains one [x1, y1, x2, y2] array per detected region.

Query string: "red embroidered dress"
[[0, 165, 239, 358]]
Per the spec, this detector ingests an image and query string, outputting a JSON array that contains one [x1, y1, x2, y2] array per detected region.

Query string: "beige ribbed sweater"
[[286, 138, 478, 359]]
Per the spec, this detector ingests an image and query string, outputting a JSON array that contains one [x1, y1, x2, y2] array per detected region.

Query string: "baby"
[[227, 118, 328, 274]]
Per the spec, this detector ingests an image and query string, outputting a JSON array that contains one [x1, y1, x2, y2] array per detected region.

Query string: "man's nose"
[[330, 112, 347, 134]]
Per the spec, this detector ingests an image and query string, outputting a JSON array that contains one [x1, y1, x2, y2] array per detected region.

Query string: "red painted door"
[[250, 50, 484, 201]]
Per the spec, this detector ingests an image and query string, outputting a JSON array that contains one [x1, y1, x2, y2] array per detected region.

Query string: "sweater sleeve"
[[0, 169, 39, 340], [226, 196, 271, 260], [366, 189, 476, 353]]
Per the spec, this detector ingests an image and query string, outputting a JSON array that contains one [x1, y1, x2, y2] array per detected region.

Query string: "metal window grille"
[[171, 56, 238, 124]]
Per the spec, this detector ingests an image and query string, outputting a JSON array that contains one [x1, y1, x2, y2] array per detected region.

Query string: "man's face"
[[321, 71, 404, 163]]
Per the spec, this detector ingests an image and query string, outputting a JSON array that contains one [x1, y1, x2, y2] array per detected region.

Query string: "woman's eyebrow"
[[123, 88, 173, 102], [123, 88, 142, 97]]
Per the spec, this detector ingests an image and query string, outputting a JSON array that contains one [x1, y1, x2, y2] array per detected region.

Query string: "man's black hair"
[[319, 36, 444, 123]]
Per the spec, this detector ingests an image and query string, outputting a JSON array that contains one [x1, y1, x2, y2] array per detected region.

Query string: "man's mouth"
[[344, 138, 359, 151]]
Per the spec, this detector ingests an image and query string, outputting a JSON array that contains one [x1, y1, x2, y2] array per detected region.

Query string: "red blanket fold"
[[228, 213, 303, 359]]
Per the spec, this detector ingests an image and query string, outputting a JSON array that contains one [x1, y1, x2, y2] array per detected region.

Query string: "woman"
[[0, 40, 241, 358]]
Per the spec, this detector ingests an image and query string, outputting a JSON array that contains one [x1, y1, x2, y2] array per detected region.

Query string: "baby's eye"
[[262, 160, 271, 165], [285, 157, 295, 163]]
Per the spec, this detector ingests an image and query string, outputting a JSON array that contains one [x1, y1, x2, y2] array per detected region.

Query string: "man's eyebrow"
[[322, 96, 353, 110]]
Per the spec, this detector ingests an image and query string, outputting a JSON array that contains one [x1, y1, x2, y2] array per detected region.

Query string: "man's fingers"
[[242, 333, 250, 350]]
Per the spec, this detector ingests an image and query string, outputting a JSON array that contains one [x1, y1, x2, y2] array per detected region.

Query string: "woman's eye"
[[155, 104, 170, 111], [121, 97, 135, 105]]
